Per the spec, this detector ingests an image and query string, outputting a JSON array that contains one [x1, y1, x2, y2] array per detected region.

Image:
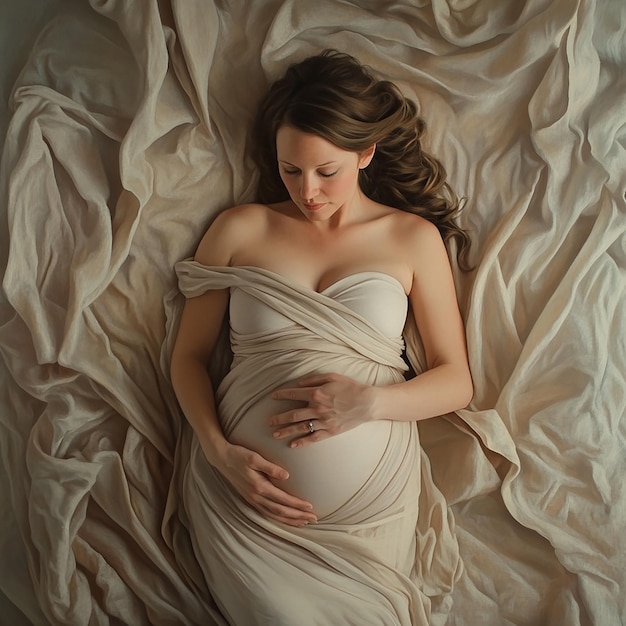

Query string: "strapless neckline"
[[228, 266, 408, 340], [235, 265, 407, 297]]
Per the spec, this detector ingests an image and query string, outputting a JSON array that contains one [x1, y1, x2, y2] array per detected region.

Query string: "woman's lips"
[[303, 202, 325, 211]]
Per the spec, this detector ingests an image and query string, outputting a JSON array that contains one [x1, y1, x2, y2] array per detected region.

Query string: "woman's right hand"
[[207, 442, 318, 527]]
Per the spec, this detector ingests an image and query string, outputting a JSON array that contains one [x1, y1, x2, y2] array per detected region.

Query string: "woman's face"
[[275, 125, 374, 222]]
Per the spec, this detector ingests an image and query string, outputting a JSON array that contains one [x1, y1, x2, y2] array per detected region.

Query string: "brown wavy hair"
[[251, 49, 472, 270]]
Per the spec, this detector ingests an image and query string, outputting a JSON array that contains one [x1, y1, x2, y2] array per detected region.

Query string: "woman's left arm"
[[270, 219, 473, 447], [372, 217, 474, 421]]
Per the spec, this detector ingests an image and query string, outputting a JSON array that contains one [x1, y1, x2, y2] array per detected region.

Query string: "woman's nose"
[[300, 175, 318, 200]]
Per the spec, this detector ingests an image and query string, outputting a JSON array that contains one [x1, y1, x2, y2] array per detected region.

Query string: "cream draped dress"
[[175, 261, 461, 626]]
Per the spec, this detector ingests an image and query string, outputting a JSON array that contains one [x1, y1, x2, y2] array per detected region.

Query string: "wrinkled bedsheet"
[[1, 1, 624, 625]]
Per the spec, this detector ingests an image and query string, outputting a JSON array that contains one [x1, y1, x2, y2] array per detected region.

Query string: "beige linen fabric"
[[177, 262, 453, 625], [0, 1, 624, 625]]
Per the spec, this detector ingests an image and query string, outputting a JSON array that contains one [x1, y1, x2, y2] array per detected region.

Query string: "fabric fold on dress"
[[175, 260, 462, 625]]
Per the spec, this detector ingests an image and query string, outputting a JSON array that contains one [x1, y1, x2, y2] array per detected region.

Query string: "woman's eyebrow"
[[278, 160, 338, 167]]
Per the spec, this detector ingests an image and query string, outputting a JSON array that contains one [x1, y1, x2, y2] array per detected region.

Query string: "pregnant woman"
[[171, 50, 473, 625]]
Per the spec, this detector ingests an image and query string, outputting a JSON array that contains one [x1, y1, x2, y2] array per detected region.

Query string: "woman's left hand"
[[269, 373, 378, 448]]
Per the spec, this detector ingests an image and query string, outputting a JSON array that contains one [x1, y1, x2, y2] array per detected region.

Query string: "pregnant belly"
[[227, 392, 392, 519]]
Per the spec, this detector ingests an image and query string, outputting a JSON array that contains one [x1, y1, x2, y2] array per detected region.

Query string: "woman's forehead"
[[276, 125, 352, 164]]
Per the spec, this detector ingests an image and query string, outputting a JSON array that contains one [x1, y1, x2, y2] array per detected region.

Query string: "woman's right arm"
[[170, 207, 317, 526]]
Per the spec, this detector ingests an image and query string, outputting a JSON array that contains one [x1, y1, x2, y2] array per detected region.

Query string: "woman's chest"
[[233, 231, 411, 294]]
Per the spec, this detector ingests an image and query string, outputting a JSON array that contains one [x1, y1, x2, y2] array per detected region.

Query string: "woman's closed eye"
[[281, 168, 338, 178]]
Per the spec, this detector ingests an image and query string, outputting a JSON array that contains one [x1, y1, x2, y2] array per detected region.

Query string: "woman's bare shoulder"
[[195, 203, 272, 265], [216, 202, 273, 224], [210, 201, 294, 229], [380, 206, 439, 241], [383, 208, 447, 270]]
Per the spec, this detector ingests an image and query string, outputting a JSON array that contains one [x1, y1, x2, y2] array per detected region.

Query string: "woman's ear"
[[358, 144, 376, 169]]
